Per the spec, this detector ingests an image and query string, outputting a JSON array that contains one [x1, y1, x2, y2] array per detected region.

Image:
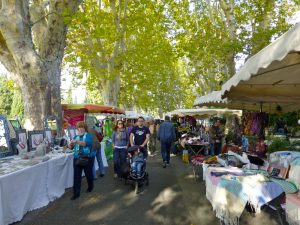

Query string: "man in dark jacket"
[[157, 116, 176, 168]]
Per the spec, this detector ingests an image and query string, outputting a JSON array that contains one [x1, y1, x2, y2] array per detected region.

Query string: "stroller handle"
[[127, 145, 145, 152]]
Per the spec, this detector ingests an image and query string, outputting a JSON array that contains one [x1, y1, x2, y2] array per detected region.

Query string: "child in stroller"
[[125, 146, 149, 193], [128, 145, 147, 178], [130, 146, 145, 178]]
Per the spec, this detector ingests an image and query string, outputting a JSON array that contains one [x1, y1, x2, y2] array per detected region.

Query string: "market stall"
[[194, 91, 300, 114], [196, 23, 300, 225], [201, 150, 300, 225], [0, 151, 74, 225], [221, 23, 300, 104], [166, 108, 242, 117]]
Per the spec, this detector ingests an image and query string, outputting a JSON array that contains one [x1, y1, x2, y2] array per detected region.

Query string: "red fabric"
[[95, 131, 103, 142]]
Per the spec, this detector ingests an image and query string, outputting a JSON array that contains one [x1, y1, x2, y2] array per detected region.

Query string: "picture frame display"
[[44, 129, 52, 144], [67, 127, 76, 140], [28, 130, 44, 151], [15, 129, 28, 153], [9, 119, 22, 131], [0, 114, 13, 158], [44, 115, 58, 131]]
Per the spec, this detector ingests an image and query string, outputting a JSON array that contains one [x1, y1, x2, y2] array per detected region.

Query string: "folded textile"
[[270, 178, 298, 194], [288, 157, 300, 189], [211, 173, 283, 225], [210, 171, 245, 177]]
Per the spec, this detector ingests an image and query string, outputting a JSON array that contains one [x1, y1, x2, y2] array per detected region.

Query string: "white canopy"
[[166, 108, 242, 117], [194, 91, 224, 106], [221, 23, 300, 104], [194, 91, 300, 114], [125, 111, 139, 119], [125, 111, 154, 120]]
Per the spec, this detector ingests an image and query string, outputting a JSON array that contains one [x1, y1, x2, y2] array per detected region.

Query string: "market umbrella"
[[221, 23, 300, 104], [194, 91, 300, 114], [61, 104, 125, 114]]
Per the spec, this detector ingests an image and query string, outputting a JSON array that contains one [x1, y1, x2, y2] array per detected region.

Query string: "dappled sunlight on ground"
[[184, 174, 197, 179], [16, 154, 283, 225], [150, 187, 180, 211], [87, 203, 118, 222], [122, 191, 139, 206]]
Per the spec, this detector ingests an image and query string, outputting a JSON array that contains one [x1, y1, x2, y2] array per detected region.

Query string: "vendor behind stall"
[[255, 136, 268, 158], [209, 120, 224, 155]]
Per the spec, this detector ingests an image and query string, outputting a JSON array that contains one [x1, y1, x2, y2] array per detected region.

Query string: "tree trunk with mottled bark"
[[101, 74, 120, 106], [0, 0, 81, 133]]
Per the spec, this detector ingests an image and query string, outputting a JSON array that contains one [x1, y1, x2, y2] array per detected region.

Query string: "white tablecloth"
[[0, 154, 74, 225]]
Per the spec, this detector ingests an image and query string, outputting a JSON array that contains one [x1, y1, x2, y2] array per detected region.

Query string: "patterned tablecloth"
[[204, 166, 290, 225]]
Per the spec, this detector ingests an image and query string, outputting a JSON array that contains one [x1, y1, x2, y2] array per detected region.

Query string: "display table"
[[204, 166, 285, 225], [0, 153, 74, 225], [185, 143, 208, 158], [286, 193, 300, 225]]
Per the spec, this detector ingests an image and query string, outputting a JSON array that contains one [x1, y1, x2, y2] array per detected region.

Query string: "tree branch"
[[30, 1, 49, 53], [0, 32, 17, 74], [39, 0, 82, 63], [0, 0, 43, 78]]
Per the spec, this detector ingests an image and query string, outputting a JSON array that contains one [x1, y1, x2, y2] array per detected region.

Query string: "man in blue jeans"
[[157, 116, 176, 168]]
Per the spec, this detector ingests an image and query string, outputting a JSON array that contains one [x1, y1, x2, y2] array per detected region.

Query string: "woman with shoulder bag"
[[112, 120, 129, 178], [68, 121, 94, 200]]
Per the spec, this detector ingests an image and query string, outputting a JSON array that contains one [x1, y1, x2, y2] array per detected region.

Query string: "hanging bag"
[[75, 153, 89, 167]]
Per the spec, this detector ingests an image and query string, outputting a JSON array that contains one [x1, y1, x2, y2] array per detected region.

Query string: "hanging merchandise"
[[101, 136, 113, 160], [104, 118, 113, 138], [242, 112, 269, 137], [225, 115, 242, 145]]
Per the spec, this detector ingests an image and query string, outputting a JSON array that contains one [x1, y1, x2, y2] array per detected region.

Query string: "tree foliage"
[[0, 76, 13, 115], [65, 0, 195, 115], [64, 0, 300, 115], [0, 76, 24, 122], [166, 0, 300, 95]]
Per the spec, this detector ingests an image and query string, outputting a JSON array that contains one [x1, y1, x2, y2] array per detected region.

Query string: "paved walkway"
[[16, 153, 285, 225]]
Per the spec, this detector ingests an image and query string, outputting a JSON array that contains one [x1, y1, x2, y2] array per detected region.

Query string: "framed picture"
[[15, 129, 28, 153], [0, 114, 13, 158], [9, 119, 22, 131], [44, 115, 58, 131], [28, 130, 44, 151], [67, 127, 76, 140], [44, 129, 52, 144]]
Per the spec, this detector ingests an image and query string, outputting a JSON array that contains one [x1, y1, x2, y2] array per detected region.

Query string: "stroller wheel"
[[145, 174, 149, 186], [134, 181, 139, 194]]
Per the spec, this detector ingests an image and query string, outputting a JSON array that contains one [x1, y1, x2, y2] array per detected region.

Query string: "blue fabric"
[[131, 161, 143, 176], [161, 141, 171, 163], [73, 132, 93, 158], [269, 178, 298, 194], [92, 147, 105, 177], [157, 121, 176, 142], [112, 130, 129, 147], [132, 152, 144, 163], [113, 147, 127, 176], [219, 176, 284, 207], [242, 136, 249, 152]]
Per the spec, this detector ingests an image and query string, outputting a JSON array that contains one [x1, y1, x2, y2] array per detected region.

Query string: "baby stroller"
[[123, 145, 149, 194]]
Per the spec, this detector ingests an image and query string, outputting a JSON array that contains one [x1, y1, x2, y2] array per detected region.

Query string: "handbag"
[[75, 154, 90, 167]]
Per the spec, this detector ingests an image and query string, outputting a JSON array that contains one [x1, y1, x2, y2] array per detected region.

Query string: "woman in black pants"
[[68, 121, 94, 200]]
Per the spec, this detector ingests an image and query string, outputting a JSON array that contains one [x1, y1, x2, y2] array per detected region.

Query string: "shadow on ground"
[[15, 153, 284, 225]]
